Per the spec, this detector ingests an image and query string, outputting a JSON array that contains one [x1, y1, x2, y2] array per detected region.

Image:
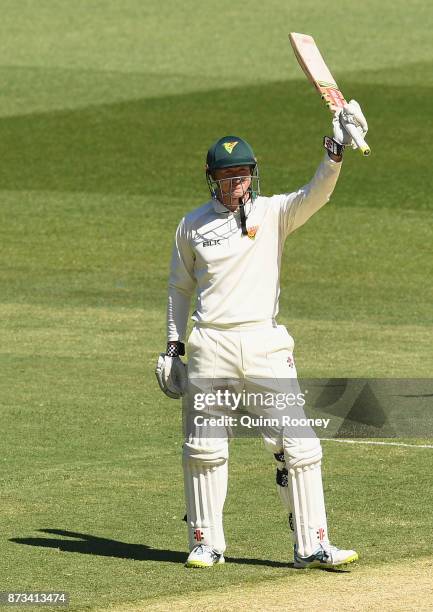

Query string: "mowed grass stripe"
[[0, 0, 431, 88], [103, 558, 433, 612], [0, 64, 432, 206], [1, 303, 432, 379], [2, 200, 432, 368]]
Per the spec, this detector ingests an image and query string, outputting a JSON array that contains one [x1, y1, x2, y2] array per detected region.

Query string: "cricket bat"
[[289, 32, 370, 156]]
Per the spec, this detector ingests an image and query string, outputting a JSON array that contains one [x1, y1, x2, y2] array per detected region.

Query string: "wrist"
[[327, 151, 343, 162], [166, 341, 185, 357], [323, 136, 344, 161]]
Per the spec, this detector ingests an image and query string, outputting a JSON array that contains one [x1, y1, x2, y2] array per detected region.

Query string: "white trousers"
[[182, 321, 329, 557]]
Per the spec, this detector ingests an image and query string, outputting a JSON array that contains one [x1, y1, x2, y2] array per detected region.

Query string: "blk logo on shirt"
[[202, 240, 221, 247]]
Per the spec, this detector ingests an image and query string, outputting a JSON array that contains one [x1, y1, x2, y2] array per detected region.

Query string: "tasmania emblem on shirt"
[[247, 225, 259, 239]]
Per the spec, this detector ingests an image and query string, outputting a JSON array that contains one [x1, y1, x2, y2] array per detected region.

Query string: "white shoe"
[[294, 543, 358, 569], [185, 544, 225, 568]]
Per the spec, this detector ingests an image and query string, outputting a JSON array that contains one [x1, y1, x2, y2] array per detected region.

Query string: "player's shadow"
[[10, 529, 185, 563], [10, 529, 298, 568]]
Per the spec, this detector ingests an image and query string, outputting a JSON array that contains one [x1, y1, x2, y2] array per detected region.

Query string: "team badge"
[[247, 225, 258, 239], [223, 141, 238, 154], [317, 527, 326, 542], [194, 529, 204, 542]]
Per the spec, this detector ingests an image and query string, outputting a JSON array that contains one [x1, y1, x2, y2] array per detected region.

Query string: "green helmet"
[[205, 135, 260, 203], [206, 135, 257, 173]]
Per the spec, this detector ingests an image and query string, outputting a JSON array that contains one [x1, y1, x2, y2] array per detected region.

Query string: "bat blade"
[[289, 32, 371, 156]]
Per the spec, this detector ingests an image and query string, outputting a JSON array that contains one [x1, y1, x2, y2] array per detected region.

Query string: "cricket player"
[[156, 101, 368, 568]]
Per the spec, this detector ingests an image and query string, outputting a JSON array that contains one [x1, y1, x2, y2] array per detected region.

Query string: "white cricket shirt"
[[167, 154, 341, 341]]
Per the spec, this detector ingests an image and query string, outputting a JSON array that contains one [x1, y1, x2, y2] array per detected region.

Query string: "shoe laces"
[[320, 543, 339, 561]]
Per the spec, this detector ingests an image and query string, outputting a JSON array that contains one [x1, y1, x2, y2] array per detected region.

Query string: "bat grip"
[[345, 123, 371, 156]]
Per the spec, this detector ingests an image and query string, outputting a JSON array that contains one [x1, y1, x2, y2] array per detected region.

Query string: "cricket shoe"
[[294, 543, 358, 569], [185, 544, 225, 568]]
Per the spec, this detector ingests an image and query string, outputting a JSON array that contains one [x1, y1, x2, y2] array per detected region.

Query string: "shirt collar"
[[212, 198, 231, 214], [211, 197, 253, 216]]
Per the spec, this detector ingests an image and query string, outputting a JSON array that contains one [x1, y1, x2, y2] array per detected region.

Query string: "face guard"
[[206, 166, 260, 203]]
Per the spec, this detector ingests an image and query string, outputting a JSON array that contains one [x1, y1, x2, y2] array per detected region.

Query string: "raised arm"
[[279, 153, 342, 238], [280, 99, 368, 237]]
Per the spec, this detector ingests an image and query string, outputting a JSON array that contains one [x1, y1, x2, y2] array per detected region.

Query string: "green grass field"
[[1, 1, 433, 610]]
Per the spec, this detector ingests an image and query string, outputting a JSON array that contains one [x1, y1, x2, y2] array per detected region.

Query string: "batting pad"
[[183, 441, 228, 554], [288, 461, 329, 557]]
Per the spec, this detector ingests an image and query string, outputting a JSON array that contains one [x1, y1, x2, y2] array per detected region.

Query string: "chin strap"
[[239, 199, 248, 235]]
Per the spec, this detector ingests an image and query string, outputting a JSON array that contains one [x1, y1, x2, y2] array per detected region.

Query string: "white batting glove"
[[155, 353, 187, 399], [333, 99, 368, 150]]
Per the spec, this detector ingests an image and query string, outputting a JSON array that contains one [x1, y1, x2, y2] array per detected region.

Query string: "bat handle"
[[344, 123, 371, 156]]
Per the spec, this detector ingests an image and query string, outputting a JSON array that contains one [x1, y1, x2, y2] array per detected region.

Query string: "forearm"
[[287, 153, 342, 233], [167, 216, 196, 344], [167, 287, 192, 343]]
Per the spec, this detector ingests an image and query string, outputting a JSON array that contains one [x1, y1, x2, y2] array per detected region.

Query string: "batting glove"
[[333, 99, 368, 150], [155, 342, 187, 399]]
